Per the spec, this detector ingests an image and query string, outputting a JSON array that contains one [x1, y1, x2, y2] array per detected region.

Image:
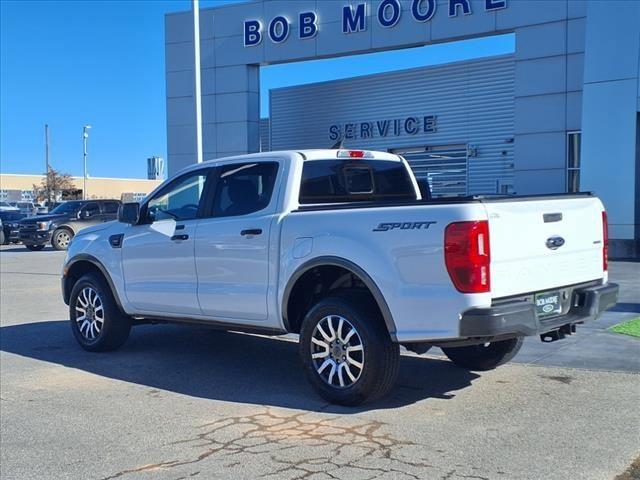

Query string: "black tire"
[[299, 294, 400, 406], [0, 230, 5, 245], [52, 228, 73, 251], [442, 336, 524, 371], [69, 273, 131, 352], [25, 244, 45, 251]]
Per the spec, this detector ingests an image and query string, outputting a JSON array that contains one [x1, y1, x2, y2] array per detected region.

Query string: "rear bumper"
[[460, 283, 619, 338]]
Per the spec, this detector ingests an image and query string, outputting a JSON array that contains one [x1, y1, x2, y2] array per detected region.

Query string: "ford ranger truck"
[[61, 149, 618, 405]]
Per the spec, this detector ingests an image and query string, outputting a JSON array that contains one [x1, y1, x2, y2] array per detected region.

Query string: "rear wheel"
[[25, 244, 45, 251], [0, 230, 5, 245], [52, 228, 73, 250], [442, 337, 524, 371], [299, 295, 399, 406], [69, 273, 131, 352]]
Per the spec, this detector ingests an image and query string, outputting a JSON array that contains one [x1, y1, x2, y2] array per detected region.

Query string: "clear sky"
[[1, 0, 514, 179]]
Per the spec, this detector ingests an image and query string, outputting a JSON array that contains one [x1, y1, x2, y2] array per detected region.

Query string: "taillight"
[[445, 220, 491, 293], [602, 211, 608, 271], [336, 150, 373, 159]]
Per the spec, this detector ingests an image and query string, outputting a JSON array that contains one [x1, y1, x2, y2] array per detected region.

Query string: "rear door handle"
[[171, 234, 189, 241], [241, 229, 262, 236]]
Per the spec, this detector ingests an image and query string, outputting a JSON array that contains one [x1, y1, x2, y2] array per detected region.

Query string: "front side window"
[[212, 162, 278, 217], [146, 170, 209, 222], [299, 160, 416, 204], [80, 202, 100, 218]]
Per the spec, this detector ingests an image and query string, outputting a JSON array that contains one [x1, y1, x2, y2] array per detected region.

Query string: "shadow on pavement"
[[609, 302, 640, 313], [0, 245, 56, 253], [0, 320, 479, 411]]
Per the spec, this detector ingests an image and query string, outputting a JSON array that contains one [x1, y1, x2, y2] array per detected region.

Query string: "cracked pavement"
[[1, 246, 639, 480]]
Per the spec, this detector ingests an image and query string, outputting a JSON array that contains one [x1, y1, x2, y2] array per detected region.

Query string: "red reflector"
[[348, 150, 365, 158], [602, 211, 608, 271], [444, 220, 491, 294]]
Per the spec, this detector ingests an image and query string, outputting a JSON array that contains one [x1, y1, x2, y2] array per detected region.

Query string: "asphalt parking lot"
[[1, 245, 639, 480]]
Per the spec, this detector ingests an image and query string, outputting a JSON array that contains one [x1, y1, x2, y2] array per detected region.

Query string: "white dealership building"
[[165, 0, 640, 257]]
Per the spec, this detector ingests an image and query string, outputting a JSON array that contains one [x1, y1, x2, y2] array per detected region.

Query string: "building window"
[[567, 132, 581, 193]]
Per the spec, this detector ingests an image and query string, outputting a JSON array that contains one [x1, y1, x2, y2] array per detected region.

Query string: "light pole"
[[83, 125, 92, 200], [192, 0, 203, 164], [45, 124, 50, 204]]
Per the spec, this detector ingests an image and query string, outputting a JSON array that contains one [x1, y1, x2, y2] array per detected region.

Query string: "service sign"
[[244, 0, 508, 46], [329, 116, 437, 141]]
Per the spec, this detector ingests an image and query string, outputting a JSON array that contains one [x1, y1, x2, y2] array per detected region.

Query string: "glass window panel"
[[147, 171, 208, 222]]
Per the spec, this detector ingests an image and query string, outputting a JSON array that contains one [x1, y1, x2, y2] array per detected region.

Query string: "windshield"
[[50, 201, 82, 215]]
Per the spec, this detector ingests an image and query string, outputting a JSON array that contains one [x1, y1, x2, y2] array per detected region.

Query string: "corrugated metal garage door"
[[394, 145, 468, 197], [269, 55, 514, 196]]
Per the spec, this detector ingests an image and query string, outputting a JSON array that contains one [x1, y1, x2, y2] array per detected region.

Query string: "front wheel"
[[52, 228, 73, 250], [25, 244, 45, 251], [69, 273, 131, 352], [441, 336, 524, 371], [299, 295, 399, 406]]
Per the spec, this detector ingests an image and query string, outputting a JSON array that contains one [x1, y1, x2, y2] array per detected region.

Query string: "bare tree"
[[33, 167, 76, 203]]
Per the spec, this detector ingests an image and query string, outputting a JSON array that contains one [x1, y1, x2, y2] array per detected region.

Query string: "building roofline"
[[0, 173, 160, 182]]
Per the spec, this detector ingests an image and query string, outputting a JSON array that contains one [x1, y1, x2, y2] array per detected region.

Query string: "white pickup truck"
[[62, 149, 618, 405]]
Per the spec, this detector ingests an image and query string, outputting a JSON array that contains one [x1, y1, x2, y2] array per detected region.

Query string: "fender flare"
[[281, 256, 398, 341], [63, 254, 125, 311]]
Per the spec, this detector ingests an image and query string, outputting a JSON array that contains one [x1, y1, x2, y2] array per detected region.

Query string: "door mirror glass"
[[118, 202, 140, 225]]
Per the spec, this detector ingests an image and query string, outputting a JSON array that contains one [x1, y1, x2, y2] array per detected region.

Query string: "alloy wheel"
[[310, 315, 364, 388], [75, 287, 104, 341]]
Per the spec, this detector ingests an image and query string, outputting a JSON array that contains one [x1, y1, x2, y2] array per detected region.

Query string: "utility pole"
[[44, 124, 50, 203], [192, 0, 203, 164], [83, 125, 92, 200]]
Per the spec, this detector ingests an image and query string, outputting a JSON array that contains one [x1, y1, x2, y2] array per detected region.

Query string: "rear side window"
[[299, 160, 416, 204], [212, 162, 279, 217]]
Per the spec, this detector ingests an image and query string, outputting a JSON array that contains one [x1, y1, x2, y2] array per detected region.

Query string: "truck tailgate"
[[485, 195, 605, 299]]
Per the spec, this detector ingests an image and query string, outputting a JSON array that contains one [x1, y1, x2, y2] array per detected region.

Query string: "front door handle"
[[241, 229, 262, 236], [171, 234, 189, 241]]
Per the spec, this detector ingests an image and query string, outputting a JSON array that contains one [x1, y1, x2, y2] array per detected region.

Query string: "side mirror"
[[118, 202, 140, 225], [416, 178, 432, 201]]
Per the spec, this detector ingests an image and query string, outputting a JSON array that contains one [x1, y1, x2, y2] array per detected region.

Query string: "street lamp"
[[83, 125, 92, 200]]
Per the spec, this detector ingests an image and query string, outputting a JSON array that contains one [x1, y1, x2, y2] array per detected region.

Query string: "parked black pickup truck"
[[19, 199, 121, 251], [0, 211, 27, 245]]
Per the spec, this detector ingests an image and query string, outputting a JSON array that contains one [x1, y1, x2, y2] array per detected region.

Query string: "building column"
[[580, 0, 640, 256]]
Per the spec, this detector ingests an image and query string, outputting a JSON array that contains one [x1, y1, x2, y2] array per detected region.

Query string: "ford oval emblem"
[[546, 236, 565, 250]]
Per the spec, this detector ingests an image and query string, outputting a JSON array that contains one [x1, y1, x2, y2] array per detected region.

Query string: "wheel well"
[[53, 225, 74, 236], [285, 265, 383, 334], [64, 260, 108, 305]]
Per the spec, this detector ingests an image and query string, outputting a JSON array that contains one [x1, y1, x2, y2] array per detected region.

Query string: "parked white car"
[[61, 149, 618, 405]]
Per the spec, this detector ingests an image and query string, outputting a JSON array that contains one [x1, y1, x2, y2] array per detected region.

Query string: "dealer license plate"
[[535, 290, 562, 318]]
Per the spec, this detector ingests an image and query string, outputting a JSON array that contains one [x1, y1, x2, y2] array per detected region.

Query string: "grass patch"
[[609, 317, 640, 338]]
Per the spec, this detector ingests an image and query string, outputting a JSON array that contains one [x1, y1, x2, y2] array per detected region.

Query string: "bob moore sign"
[[329, 115, 437, 141], [244, 0, 507, 46]]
